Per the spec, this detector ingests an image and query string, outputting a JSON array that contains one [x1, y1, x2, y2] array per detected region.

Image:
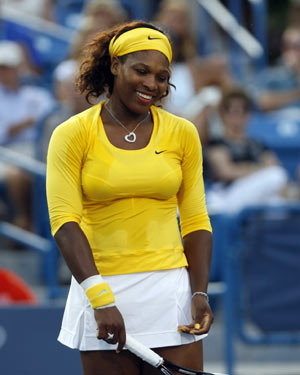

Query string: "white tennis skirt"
[[58, 267, 207, 351]]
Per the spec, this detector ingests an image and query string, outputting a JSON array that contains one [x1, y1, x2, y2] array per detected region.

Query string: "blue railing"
[[0, 146, 62, 298]]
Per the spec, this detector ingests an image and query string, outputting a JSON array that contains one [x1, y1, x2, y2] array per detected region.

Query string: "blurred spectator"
[[38, 59, 90, 162], [153, 0, 198, 114], [204, 87, 289, 215], [154, 0, 234, 117], [297, 164, 300, 199], [155, 0, 197, 61], [287, 0, 300, 27], [183, 56, 235, 126], [2, 0, 56, 22], [70, 0, 128, 60], [2, 0, 61, 81], [252, 25, 300, 113], [0, 41, 54, 231]]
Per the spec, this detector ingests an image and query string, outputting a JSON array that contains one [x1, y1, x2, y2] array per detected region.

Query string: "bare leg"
[[143, 340, 203, 374], [80, 349, 142, 375]]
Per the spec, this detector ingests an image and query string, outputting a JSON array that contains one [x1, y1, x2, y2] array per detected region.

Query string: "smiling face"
[[110, 50, 170, 115]]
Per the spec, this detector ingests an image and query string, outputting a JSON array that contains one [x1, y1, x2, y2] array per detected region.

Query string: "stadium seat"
[[247, 112, 300, 180], [1, 18, 71, 87], [55, 0, 84, 29], [0, 268, 38, 304], [224, 204, 300, 374]]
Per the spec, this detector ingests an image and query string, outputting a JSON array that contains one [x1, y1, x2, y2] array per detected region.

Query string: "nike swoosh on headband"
[[155, 150, 167, 154], [148, 36, 161, 40]]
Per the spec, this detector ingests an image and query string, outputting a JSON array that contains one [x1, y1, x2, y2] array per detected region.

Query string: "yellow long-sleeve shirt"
[[46, 101, 211, 275]]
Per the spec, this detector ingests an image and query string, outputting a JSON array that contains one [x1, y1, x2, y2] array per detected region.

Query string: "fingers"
[[199, 313, 214, 333], [96, 324, 107, 341], [94, 307, 126, 351], [178, 313, 214, 336], [117, 326, 126, 352], [96, 324, 124, 346], [178, 322, 201, 334]]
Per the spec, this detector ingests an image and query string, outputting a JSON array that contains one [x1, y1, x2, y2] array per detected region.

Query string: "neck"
[[224, 125, 245, 141], [106, 99, 149, 129]]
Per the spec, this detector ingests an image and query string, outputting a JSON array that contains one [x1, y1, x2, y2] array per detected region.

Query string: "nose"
[[142, 74, 157, 92]]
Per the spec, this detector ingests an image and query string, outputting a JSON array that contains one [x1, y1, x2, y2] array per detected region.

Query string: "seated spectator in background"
[[184, 57, 235, 128], [2, 0, 56, 22], [204, 87, 289, 215], [153, 0, 198, 115], [287, 0, 300, 28], [154, 0, 234, 117], [252, 26, 300, 113], [38, 59, 91, 162], [0, 41, 54, 231], [70, 0, 128, 61], [2, 0, 58, 78]]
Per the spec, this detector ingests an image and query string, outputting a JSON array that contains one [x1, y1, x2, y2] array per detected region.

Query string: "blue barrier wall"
[[0, 306, 81, 374]]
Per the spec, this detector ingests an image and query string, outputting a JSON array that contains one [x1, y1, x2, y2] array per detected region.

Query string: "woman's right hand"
[[95, 306, 126, 352]]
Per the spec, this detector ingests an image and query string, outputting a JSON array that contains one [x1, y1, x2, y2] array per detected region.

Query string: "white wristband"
[[80, 274, 104, 292], [95, 302, 116, 309]]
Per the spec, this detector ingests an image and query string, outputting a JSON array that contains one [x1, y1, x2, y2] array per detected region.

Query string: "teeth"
[[137, 91, 152, 100]]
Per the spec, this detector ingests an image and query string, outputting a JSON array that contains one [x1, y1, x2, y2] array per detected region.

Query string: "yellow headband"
[[109, 27, 172, 63]]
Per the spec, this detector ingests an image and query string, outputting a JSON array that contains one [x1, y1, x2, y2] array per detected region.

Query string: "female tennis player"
[[46, 21, 213, 375]]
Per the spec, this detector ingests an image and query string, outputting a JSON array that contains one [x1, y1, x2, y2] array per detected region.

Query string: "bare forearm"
[[8, 118, 35, 137], [208, 148, 262, 182], [54, 222, 99, 283], [217, 163, 261, 181], [259, 89, 300, 111], [183, 230, 213, 293]]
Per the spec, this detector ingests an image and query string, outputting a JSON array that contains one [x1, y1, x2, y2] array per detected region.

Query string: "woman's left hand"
[[178, 295, 214, 335]]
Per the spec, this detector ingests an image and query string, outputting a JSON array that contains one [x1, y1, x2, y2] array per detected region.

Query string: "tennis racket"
[[125, 334, 227, 375]]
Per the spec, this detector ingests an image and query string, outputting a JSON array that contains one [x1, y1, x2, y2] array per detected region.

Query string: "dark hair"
[[219, 87, 251, 112], [76, 20, 173, 104]]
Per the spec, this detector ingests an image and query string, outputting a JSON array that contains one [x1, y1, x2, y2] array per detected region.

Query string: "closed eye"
[[158, 75, 168, 82], [136, 69, 147, 75]]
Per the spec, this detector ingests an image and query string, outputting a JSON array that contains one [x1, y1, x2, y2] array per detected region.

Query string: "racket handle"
[[125, 334, 163, 368]]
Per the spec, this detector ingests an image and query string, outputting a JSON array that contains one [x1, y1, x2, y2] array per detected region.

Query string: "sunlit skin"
[[101, 50, 170, 150], [109, 50, 170, 119]]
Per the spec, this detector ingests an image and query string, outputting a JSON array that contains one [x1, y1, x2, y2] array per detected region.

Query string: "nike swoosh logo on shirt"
[[155, 150, 167, 154], [148, 36, 161, 40]]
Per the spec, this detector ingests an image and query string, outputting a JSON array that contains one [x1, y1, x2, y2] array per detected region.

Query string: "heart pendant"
[[124, 132, 136, 143]]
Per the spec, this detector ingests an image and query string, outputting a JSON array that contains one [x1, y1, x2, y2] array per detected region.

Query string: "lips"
[[136, 90, 153, 104]]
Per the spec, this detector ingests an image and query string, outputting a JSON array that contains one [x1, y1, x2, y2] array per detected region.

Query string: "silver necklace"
[[105, 104, 149, 143]]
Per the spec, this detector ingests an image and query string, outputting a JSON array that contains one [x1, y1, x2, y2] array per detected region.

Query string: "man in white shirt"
[[0, 40, 54, 233]]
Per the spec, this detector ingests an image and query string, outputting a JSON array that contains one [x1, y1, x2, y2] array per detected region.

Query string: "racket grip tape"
[[125, 334, 163, 368]]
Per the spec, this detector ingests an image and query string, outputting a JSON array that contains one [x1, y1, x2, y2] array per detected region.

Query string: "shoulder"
[[53, 103, 102, 138], [153, 105, 198, 136]]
